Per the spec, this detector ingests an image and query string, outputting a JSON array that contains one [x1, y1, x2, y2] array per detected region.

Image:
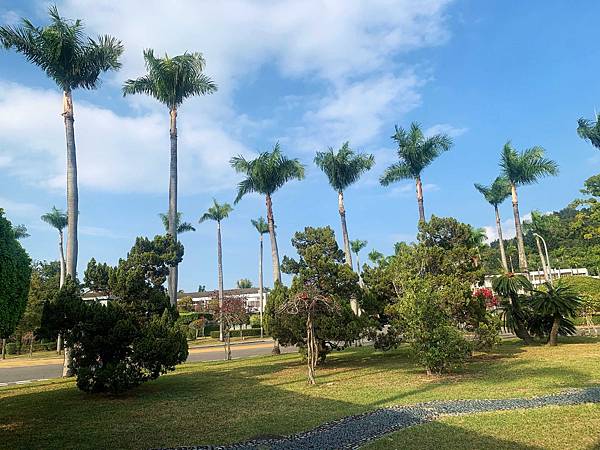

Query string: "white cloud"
[[425, 123, 468, 138], [0, 196, 42, 219], [387, 182, 439, 198], [80, 225, 127, 239], [483, 212, 531, 243]]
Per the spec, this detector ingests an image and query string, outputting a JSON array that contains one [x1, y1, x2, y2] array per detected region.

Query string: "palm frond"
[[251, 217, 269, 234], [314, 142, 374, 191], [41, 206, 67, 231], [199, 199, 233, 223]]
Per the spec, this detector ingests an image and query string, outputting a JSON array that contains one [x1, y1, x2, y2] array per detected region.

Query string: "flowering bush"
[[473, 287, 499, 309]]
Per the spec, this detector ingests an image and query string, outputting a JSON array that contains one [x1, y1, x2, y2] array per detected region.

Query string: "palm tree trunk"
[[168, 107, 178, 306], [58, 230, 66, 288], [62, 89, 78, 378], [494, 206, 509, 272], [217, 221, 224, 342], [511, 183, 528, 272], [258, 234, 264, 339], [549, 315, 560, 346], [266, 194, 281, 355], [265, 194, 281, 283], [415, 175, 426, 224], [338, 191, 352, 268]]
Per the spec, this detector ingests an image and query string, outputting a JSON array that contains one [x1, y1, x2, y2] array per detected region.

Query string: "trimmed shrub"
[[209, 328, 264, 339]]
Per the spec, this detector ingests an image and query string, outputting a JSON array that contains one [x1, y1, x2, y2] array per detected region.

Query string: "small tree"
[[0, 209, 32, 359], [177, 296, 194, 313], [236, 278, 253, 289], [209, 296, 248, 360], [83, 258, 112, 294], [532, 282, 581, 346]]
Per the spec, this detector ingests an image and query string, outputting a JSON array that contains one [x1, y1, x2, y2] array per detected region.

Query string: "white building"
[[484, 267, 591, 290], [177, 288, 268, 313]]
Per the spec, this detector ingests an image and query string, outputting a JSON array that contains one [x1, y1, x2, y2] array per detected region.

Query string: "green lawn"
[[1, 337, 599, 449]]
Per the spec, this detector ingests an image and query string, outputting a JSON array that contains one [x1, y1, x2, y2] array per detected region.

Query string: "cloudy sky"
[[1, 0, 599, 290]]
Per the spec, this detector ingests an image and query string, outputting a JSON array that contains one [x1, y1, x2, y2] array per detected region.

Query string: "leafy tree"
[[561, 275, 600, 334], [532, 282, 581, 346], [83, 258, 112, 294], [500, 141, 558, 271], [209, 296, 248, 360], [177, 296, 194, 313], [41, 207, 68, 287], [236, 278, 253, 289], [159, 212, 196, 234], [314, 142, 374, 267], [40, 237, 187, 393], [124, 49, 216, 306], [12, 224, 30, 239], [1, 6, 123, 287], [474, 177, 511, 271], [231, 143, 305, 284], [199, 199, 233, 340], [251, 216, 270, 338], [0, 209, 32, 359], [267, 226, 365, 372], [380, 123, 452, 223], [577, 113, 600, 149], [570, 174, 600, 242]]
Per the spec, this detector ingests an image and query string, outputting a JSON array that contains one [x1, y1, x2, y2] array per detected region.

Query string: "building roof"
[[177, 287, 268, 299]]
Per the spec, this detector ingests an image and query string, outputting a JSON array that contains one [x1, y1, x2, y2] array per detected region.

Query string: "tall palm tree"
[[251, 217, 269, 338], [231, 143, 305, 284], [41, 207, 68, 288], [199, 199, 233, 341], [1, 6, 123, 287], [123, 49, 216, 306], [474, 177, 511, 271], [577, 113, 600, 149], [159, 212, 196, 234], [499, 142, 558, 272], [350, 239, 367, 290], [314, 142, 374, 268], [380, 123, 452, 223]]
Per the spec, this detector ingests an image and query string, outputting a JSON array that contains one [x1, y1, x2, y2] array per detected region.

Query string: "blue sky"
[[1, 0, 599, 291]]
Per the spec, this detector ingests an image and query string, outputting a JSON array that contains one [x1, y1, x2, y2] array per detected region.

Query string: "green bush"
[[5, 342, 17, 354], [412, 323, 472, 375], [474, 315, 502, 351], [209, 328, 264, 339]]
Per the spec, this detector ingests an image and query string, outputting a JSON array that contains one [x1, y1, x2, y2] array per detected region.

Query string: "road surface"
[[0, 340, 296, 386]]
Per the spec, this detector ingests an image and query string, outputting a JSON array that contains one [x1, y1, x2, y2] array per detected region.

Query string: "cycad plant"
[[1, 6, 123, 287], [231, 143, 305, 284], [492, 273, 533, 344], [577, 113, 600, 149], [124, 49, 216, 305], [500, 142, 558, 272], [199, 200, 233, 341], [251, 217, 270, 338], [474, 177, 511, 271], [380, 123, 452, 223], [532, 282, 581, 346], [41, 207, 68, 287], [315, 142, 374, 267]]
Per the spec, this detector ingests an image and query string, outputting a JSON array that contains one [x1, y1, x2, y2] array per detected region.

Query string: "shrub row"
[[5, 341, 57, 354], [209, 328, 265, 339]]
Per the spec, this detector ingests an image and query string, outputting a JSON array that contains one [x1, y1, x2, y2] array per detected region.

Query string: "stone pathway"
[[160, 387, 600, 450]]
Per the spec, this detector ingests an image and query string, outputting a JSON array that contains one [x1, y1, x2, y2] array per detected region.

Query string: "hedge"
[[209, 328, 265, 339]]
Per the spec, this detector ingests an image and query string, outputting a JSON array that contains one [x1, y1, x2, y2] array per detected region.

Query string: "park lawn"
[[364, 403, 600, 449], [0, 337, 599, 449]]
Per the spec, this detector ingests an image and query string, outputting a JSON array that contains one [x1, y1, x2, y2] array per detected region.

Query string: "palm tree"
[[474, 177, 511, 271], [314, 142, 374, 268], [199, 199, 233, 341], [251, 217, 269, 338], [41, 207, 68, 288], [231, 143, 305, 284], [577, 113, 600, 149], [12, 225, 30, 240], [380, 123, 452, 223], [159, 212, 196, 234], [350, 239, 368, 289], [492, 273, 534, 344], [499, 142, 558, 272], [532, 282, 581, 346], [123, 49, 216, 306], [467, 226, 487, 268], [1, 6, 123, 287]]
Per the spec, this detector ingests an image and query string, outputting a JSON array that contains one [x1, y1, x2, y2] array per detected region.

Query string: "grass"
[[0, 337, 599, 449]]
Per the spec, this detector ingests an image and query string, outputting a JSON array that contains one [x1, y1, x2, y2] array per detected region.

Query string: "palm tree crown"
[[230, 143, 305, 203], [380, 122, 452, 185], [314, 142, 374, 191], [251, 217, 269, 235], [500, 142, 558, 186], [0, 5, 123, 91], [474, 177, 511, 207], [199, 199, 233, 224], [159, 212, 195, 234], [122, 49, 216, 108], [577, 113, 600, 149], [350, 239, 367, 255], [41, 206, 68, 231]]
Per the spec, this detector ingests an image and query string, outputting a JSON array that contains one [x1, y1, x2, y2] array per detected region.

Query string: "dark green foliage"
[[266, 227, 365, 361], [83, 258, 112, 293], [40, 236, 187, 393], [0, 209, 32, 339], [209, 328, 263, 339]]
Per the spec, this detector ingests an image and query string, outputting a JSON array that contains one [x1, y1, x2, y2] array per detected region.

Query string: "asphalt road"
[[0, 341, 297, 386]]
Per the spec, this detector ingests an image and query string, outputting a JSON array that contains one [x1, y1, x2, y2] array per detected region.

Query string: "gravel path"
[[159, 387, 600, 450]]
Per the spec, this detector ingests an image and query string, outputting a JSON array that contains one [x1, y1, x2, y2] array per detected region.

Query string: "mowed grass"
[[0, 337, 599, 449]]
